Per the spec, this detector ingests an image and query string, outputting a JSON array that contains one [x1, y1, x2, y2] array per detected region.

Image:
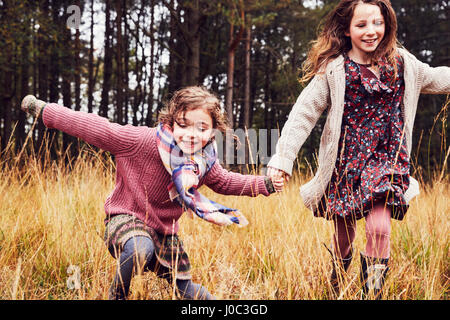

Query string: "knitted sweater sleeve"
[[267, 73, 330, 175], [401, 48, 450, 94], [421, 63, 450, 94], [42, 103, 143, 156], [203, 161, 270, 197]]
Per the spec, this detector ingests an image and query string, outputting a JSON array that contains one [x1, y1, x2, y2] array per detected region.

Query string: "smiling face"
[[172, 107, 214, 154], [345, 2, 385, 63]]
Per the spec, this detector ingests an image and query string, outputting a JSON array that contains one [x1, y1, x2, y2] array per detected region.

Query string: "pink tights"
[[333, 203, 391, 259]]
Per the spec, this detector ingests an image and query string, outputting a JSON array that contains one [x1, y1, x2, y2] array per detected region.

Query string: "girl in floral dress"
[[267, 0, 450, 299]]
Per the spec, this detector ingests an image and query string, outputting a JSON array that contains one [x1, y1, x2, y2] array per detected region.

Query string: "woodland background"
[[0, 0, 449, 301], [0, 0, 448, 177]]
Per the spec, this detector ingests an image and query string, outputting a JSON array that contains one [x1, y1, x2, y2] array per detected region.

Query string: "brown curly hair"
[[158, 86, 229, 134]]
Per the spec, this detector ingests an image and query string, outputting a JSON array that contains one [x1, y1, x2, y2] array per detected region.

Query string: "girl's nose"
[[366, 24, 376, 35], [185, 128, 196, 139]]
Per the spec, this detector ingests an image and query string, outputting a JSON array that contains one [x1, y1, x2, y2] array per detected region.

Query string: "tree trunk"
[[132, 1, 143, 126], [239, 22, 252, 171], [186, 0, 200, 86], [115, 0, 124, 124], [74, 26, 81, 111], [123, 0, 129, 124], [18, 27, 30, 149], [225, 10, 244, 128], [49, 4, 60, 104], [224, 11, 244, 169], [37, 8, 49, 152], [100, 0, 113, 118], [87, 0, 95, 114], [61, 27, 73, 154], [48, 3, 64, 160], [145, 0, 156, 126], [154, 22, 165, 123], [0, 0, 17, 152], [167, 0, 178, 94], [264, 51, 272, 159], [1, 69, 14, 152], [243, 23, 251, 131]]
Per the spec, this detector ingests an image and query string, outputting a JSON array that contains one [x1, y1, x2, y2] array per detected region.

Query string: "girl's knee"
[[333, 217, 357, 250], [366, 204, 392, 238], [364, 207, 392, 259], [365, 218, 391, 239], [122, 236, 155, 266]]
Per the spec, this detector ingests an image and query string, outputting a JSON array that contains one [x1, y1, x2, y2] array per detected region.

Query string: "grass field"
[[0, 145, 448, 300]]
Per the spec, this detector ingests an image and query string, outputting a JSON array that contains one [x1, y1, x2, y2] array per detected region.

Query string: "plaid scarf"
[[156, 123, 248, 227]]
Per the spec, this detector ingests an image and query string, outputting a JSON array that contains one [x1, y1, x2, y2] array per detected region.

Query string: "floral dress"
[[315, 54, 410, 221]]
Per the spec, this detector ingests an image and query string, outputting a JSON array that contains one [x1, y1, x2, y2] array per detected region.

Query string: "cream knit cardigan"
[[268, 48, 450, 212]]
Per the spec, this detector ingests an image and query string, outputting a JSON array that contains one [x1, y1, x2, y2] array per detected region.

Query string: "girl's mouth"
[[181, 140, 198, 149], [363, 39, 377, 44]]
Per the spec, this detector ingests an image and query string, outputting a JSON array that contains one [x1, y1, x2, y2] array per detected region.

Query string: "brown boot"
[[324, 244, 354, 299]]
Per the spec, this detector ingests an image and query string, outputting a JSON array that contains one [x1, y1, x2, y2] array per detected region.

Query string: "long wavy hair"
[[300, 0, 400, 84]]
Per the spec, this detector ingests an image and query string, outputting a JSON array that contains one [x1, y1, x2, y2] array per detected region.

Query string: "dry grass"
[[0, 145, 448, 300]]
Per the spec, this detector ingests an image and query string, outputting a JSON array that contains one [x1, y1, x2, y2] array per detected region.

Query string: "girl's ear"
[[344, 23, 351, 37]]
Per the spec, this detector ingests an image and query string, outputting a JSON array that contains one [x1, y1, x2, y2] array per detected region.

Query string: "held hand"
[[271, 176, 284, 193], [21, 95, 47, 118], [267, 166, 290, 183]]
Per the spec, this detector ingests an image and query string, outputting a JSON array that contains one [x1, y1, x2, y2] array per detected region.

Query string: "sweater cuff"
[[267, 154, 294, 176], [41, 103, 55, 128], [264, 176, 276, 194], [38, 105, 46, 120]]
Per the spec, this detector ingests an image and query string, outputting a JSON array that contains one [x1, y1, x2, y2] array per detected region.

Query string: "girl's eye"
[[175, 120, 187, 128], [374, 20, 384, 25]]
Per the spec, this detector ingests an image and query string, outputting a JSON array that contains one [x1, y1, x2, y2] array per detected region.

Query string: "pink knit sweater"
[[42, 104, 270, 234]]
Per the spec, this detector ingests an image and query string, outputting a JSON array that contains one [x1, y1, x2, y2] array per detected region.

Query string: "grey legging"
[[110, 236, 214, 300]]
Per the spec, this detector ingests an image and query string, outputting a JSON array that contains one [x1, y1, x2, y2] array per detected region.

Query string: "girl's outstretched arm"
[[21, 96, 144, 156], [421, 63, 450, 94], [400, 49, 450, 94], [202, 161, 278, 197]]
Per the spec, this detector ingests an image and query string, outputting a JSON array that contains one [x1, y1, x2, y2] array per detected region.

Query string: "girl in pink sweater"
[[21, 86, 283, 300], [267, 0, 450, 299]]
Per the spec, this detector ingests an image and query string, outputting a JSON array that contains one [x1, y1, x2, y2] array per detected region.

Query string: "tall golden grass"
[[0, 138, 448, 300]]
